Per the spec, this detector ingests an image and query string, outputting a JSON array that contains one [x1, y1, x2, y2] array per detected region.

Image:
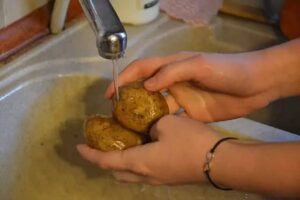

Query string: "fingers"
[[104, 57, 162, 99], [112, 171, 162, 185], [144, 56, 202, 92], [168, 82, 214, 122], [112, 171, 147, 183], [149, 115, 179, 141], [77, 144, 164, 185], [168, 81, 266, 122], [77, 143, 158, 174], [179, 111, 188, 118], [105, 53, 195, 99], [164, 94, 180, 114], [77, 144, 127, 170], [164, 93, 188, 117]]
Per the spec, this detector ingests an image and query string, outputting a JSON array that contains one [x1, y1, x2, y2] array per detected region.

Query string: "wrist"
[[257, 39, 300, 98], [203, 137, 239, 190], [205, 139, 238, 189], [207, 139, 259, 190]]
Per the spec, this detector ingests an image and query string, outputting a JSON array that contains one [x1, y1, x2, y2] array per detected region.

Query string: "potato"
[[84, 116, 143, 152], [113, 82, 169, 133]]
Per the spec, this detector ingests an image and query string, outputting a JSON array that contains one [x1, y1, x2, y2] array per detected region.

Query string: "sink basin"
[[0, 61, 265, 200], [247, 96, 300, 134], [136, 15, 280, 57], [0, 15, 299, 199]]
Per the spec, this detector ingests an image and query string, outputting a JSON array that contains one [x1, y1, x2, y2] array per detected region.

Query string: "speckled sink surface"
[[0, 14, 299, 200]]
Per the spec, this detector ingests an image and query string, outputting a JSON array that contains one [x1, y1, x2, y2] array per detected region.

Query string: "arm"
[[255, 38, 300, 98], [105, 39, 300, 122], [213, 139, 300, 197], [201, 40, 300, 197], [77, 115, 300, 198]]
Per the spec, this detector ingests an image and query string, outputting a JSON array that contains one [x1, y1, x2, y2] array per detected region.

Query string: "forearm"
[[211, 140, 300, 197], [257, 38, 300, 98]]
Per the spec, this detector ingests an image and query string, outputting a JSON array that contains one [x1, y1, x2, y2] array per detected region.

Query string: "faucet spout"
[[79, 0, 127, 59]]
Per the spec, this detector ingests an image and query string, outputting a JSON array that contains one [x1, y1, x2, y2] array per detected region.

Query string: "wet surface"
[[1, 75, 266, 200]]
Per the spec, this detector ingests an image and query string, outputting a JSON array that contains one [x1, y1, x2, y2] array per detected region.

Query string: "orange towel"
[[280, 0, 300, 39]]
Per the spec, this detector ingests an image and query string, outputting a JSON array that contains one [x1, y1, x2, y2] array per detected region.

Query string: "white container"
[[110, 0, 160, 25]]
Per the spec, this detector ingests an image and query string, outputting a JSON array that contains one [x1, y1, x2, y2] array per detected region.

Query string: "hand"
[[77, 115, 222, 185], [105, 51, 281, 122]]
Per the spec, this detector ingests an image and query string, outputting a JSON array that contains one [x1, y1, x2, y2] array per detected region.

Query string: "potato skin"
[[113, 82, 169, 133], [85, 116, 143, 152]]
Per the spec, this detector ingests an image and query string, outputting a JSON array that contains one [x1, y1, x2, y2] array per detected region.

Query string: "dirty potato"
[[85, 116, 143, 152], [113, 82, 169, 133]]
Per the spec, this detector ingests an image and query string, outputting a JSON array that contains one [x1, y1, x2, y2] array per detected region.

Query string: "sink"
[[0, 62, 265, 200], [0, 14, 299, 200], [135, 14, 281, 57], [247, 96, 300, 134]]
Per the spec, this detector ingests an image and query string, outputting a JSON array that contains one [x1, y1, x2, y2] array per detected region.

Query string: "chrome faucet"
[[79, 0, 127, 59]]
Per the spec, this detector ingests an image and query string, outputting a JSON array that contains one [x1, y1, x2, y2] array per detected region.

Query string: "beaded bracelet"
[[203, 137, 238, 190]]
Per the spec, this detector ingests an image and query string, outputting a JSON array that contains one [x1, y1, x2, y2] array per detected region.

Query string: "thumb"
[[168, 82, 215, 122], [144, 56, 202, 91]]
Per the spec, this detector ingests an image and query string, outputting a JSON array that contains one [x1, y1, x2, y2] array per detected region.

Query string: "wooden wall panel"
[[0, 0, 83, 62]]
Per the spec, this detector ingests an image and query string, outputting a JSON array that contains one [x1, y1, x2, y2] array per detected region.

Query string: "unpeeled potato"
[[85, 116, 143, 152], [113, 82, 169, 133], [84, 81, 169, 152]]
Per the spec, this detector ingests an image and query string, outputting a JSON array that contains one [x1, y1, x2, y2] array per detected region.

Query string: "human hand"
[[77, 115, 300, 197], [77, 115, 222, 185], [105, 51, 280, 122]]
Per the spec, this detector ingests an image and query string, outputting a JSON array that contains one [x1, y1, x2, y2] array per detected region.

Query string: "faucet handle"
[[79, 0, 127, 59]]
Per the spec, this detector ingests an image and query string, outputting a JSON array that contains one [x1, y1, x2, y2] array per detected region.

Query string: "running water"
[[112, 59, 120, 101]]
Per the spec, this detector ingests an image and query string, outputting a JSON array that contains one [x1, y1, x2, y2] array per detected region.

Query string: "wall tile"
[[2, 0, 49, 28]]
